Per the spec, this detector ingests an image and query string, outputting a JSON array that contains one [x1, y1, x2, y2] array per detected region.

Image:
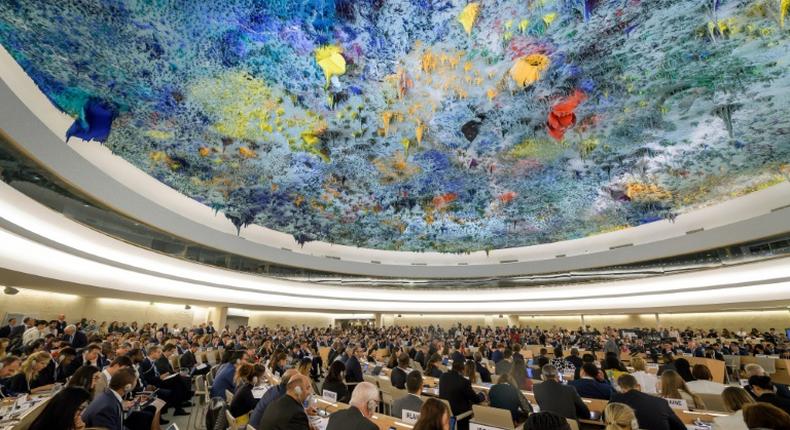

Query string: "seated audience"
[[473, 351, 492, 383], [629, 357, 658, 394], [393, 370, 425, 419], [7, 351, 54, 394], [66, 365, 100, 393], [81, 367, 137, 430], [604, 402, 637, 430], [425, 353, 444, 378], [713, 386, 754, 430], [569, 362, 614, 400], [660, 369, 706, 410], [258, 373, 313, 430], [749, 375, 790, 415], [745, 364, 790, 399], [249, 369, 298, 430], [391, 352, 411, 389], [534, 364, 590, 421], [321, 360, 350, 403], [688, 364, 728, 394], [210, 351, 240, 399], [611, 374, 686, 430], [673, 358, 695, 382], [495, 348, 513, 376], [28, 386, 92, 430], [229, 363, 266, 419], [510, 356, 534, 391], [326, 382, 379, 430], [439, 359, 485, 430], [413, 397, 451, 430], [463, 359, 480, 384], [489, 373, 533, 424], [742, 402, 790, 430]]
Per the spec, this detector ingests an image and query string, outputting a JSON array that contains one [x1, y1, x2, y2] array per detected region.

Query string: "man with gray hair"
[[533, 364, 590, 421], [62, 324, 88, 349], [326, 382, 378, 430], [744, 364, 790, 399]]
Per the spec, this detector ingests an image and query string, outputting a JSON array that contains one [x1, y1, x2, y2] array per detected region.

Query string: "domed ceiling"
[[1, 0, 788, 253]]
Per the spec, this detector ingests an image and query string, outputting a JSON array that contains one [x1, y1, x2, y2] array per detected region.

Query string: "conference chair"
[[225, 389, 234, 405], [566, 418, 580, 430], [411, 360, 424, 372], [187, 375, 210, 430], [225, 409, 245, 430], [471, 404, 523, 430], [695, 393, 728, 412], [379, 378, 396, 415]]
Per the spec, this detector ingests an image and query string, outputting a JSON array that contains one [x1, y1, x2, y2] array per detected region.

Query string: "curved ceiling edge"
[[1, 47, 790, 278], [1, 180, 790, 314]]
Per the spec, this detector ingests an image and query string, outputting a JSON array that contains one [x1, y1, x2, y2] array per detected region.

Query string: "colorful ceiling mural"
[[1, 0, 788, 252]]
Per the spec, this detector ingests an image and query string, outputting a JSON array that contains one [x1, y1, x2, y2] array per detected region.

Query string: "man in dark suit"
[[392, 371, 424, 419], [9, 317, 30, 341], [439, 360, 485, 430], [414, 344, 428, 370], [566, 348, 583, 370], [568, 363, 614, 400], [750, 375, 790, 415], [63, 325, 88, 349], [326, 382, 378, 430], [0, 318, 16, 338], [533, 364, 590, 421], [345, 344, 364, 384], [140, 346, 189, 416], [491, 343, 505, 364], [257, 373, 312, 430], [82, 367, 137, 430], [391, 353, 410, 389], [610, 374, 685, 430]]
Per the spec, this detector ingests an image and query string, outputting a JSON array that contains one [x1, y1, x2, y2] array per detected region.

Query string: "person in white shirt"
[[712, 386, 754, 430], [629, 357, 658, 394], [687, 364, 728, 395], [22, 320, 47, 346]]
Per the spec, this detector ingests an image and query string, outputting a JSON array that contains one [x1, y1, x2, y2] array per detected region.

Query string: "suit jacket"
[[439, 370, 482, 417], [250, 383, 286, 429], [392, 393, 423, 419], [533, 380, 590, 420], [326, 405, 377, 430], [82, 390, 126, 430], [64, 331, 88, 349], [495, 359, 513, 375], [757, 393, 790, 416], [0, 324, 11, 338], [391, 367, 408, 389], [414, 351, 427, 369], [154, 355, 174, 375], [610, 390, 685, 430], [346, 356, 364, 383], [139, 357, 161, 387], [257, 394, 309, 430], [491, 350, 504, 363], [9, 325, 26, 340], [568, 378, 615, 400]]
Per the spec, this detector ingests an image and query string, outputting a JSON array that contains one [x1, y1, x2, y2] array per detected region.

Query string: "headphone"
[[123, 383, 133, 393], [294, 385, 303, 397], [367, 399, 378, 414]]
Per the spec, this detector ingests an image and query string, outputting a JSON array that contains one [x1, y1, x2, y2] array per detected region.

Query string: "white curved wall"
[[1, 45, 790, 278]]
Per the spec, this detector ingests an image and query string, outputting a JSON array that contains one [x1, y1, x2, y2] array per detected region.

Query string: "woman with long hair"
[[230, 363, 266, 420], [463, 359, 479, 384], [296, 357, 320, 394], [269, 351, 287, 378], [742, 403, 790, 430], [604, 402, 637, 430], [413, 397, 451, 430], [509, 357, 534, 391], [712, 386, 754, 430], [66, 365, 101, 395], [28, 386, 91, 430], [7, 351, 53, 394], [321, 360, 350, 403], [673, 358, 695, 382], [659, 370, 705, 410]]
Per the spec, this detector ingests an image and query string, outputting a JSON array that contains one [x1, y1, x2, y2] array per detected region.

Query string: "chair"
[[412, 360, 424, 372], [225, 410, 243, 430], [392, 388, 409, 402], [225, 389, 234, 405], [364, 374, 379, 385], [187, 375, 209, 430], [438, 398, 473, 423], [471, 404, 521, 430], [566, 418, 580, 430], [695, 393, 728, 412], [723, 355, 740, 383], [379, 378, 395, 415]]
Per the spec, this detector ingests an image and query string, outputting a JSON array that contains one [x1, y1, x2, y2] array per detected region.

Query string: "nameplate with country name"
[[402, 410, 420, 424], [666, 398, 688, 410], [322, 390, 337, 402]]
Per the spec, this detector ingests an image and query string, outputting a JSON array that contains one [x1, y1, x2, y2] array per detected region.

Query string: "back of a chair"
[[206, 397, 227, 430], [757, 356, 777, 374], [364, 374, 379, 385], [471, 404, 515, 430], [195, 375, 206, 393], [225, 409, 238, 430], [695, 393, 728, 412], [412, 360, 424, 372], [379, 377, 395, 393], [566, 418, 580, 430], [392, 388, 409, 401], [723, 355, 740, 368], [225, 389, 234, 405]]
